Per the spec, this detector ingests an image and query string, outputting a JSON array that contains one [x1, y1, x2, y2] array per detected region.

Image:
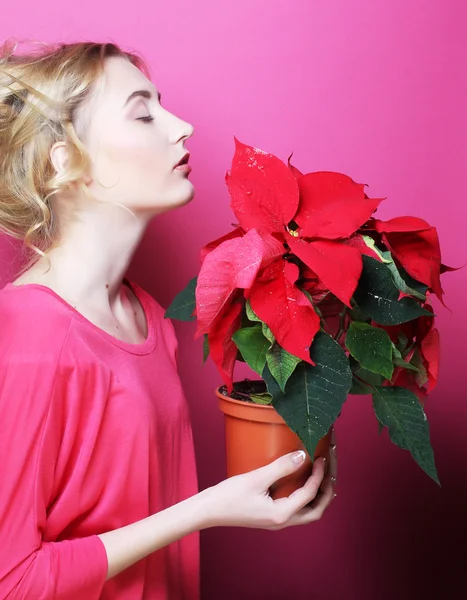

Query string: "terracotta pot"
[[216, 386, 331, 500]]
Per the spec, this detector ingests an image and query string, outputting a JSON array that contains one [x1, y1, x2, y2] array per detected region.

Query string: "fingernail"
[[292, 450, 306, 464], [333, 492, 337, 498]]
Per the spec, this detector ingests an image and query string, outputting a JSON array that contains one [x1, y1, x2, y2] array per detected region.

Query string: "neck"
[[23, 202, 150, 306]]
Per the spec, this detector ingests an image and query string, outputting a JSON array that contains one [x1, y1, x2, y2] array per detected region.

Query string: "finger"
[[289, 474, 336, 526], [328, 427, 337, 480], [255, 450, 309, 489], [281, 456, 327, 513]]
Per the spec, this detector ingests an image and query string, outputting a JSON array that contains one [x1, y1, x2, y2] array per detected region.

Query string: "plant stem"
[[334, 307, 348, 343]]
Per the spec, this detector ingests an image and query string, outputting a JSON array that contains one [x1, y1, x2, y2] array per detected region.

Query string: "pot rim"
[[216, 385, 288, 424], [215, 385, 274, 409]]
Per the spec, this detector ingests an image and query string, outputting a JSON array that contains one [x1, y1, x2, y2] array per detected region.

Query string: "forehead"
[[97, 56, 154, 103]]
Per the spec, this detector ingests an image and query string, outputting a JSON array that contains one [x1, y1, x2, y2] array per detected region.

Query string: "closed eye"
[[136, 115, 155, 123]]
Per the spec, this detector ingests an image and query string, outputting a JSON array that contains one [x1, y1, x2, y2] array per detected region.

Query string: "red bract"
[[376, 303, 440, 393], [208, 295, 243, 392], [188, 138, 449, 398], [294, 172, 383, 239], [227, 142, 384, 306], [200, 227, 244, 265], [392, 368, 427, 402], [344, 234, 383, 261], [288, 237, 362, 307], [374, 216, 431, 233], [226, 138, 300, 235], [195, 228, 284, 337], [249, 260, 320, 363], [372, 217, 444, 304], [287, 152, 303, 178], [421, 328, 440, 392]]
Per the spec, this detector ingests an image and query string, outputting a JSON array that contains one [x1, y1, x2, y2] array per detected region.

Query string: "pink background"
[[1, 1, 466, 598]]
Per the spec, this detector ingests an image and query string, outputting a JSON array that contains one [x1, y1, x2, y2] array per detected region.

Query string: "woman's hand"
[[201, 428, 337, 531], [97, 430, 336, 579]]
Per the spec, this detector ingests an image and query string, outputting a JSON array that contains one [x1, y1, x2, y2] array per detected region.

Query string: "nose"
[[172, 114, 194, 144]]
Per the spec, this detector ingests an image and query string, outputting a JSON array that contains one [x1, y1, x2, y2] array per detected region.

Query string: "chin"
[[172, 181, 196, 208], [148, 186, 196, 217]]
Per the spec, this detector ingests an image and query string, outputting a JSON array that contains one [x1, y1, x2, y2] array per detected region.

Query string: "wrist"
[[166, 486, 218, 534], [194, 486, 219, 530]]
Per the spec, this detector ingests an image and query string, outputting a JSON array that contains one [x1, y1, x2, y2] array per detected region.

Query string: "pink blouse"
[[0, 281, 199, 599]]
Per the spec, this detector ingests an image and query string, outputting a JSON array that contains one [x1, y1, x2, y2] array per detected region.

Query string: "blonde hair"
[[0, 39, 148, 265]]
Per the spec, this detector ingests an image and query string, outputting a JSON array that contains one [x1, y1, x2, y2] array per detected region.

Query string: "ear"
[[49, 141, 69, 175], [49, 141, 92, 185]]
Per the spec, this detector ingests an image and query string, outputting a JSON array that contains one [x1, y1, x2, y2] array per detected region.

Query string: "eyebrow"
[[123, 89, 162, 108]]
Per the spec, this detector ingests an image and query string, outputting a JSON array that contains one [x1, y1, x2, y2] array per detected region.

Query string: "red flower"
[[192, 138, 446, 393], [207, 294, 243, 392], [199, 227, 244, 265], [225, 139, 300, 235], [294, 171, 382, 240], [369, 216, 445, 304], [195, 228, 284, 390], [227, 139, 383, 306], [195, 228, 284, 337], [249, 260, 321, 364]]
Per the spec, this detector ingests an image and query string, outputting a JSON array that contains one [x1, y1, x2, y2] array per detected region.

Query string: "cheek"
[[90, 127, 167, 186]]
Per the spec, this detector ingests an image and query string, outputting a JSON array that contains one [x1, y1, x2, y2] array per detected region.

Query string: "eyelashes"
[[136, 115, 155, 123]]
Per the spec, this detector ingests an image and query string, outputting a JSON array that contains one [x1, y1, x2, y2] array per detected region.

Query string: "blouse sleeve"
[[0, 357, 109, 599]]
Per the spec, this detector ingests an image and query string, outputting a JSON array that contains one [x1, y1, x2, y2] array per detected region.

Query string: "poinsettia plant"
[[166, 138, 455, 484]]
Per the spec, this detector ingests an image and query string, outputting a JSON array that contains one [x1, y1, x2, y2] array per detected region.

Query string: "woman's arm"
[[100, 444, 336, 580], [0, 353, 336, 597]]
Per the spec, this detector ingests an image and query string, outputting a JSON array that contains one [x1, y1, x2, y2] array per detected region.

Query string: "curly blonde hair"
[[0, 39, 148, 264]]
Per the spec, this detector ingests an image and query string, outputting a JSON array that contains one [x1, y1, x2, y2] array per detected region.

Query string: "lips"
[[175, 152, 190, 168]]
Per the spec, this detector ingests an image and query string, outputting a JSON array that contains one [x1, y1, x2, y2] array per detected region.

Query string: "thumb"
[[258, 450, 307, 488]]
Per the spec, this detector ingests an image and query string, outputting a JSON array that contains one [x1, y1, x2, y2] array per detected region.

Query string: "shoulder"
[[0, 284, 111, 418], [127, 279, 167, 317], [0, 284, 76, 363]]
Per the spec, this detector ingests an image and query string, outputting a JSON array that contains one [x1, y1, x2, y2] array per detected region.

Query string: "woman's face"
[[79, 56, 194, 217]]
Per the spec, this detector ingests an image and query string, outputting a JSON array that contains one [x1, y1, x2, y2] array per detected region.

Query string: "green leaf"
[[378, 249, 428, 301], [301, 288, 318, 308], [356, 369, 385, 386], [349, 375, 373, 395], [362, 235, 392, 263], [392, 344, 420, 373], [411, 348, 429, 387], [349, 303, 371, 324], [398, 264, 430, 299], [164, 276, 197, 321], [263, 331, 352, 458], [377, 419, 384, 435], [349, 359, 385, 393], [353, 256, 432, 325], [250, 392, 273, 405], [203, 334, 210, 364], [395, 331, 409, 353], [245, 301, 275, 346], [262, 323, 275, 345], [350, 357, 386, 387], [232, 325, 269, 376], [372, 386, 439, 484], [345, 322, 394, 380], [245, 300, 260, 323], [265, 343, 302, 393]]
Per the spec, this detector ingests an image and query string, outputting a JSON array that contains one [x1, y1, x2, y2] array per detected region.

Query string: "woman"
[[0, 40, 337, 599]]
